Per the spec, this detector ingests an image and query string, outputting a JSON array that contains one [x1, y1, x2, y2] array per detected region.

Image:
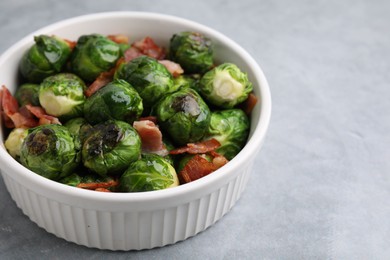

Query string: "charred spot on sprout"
[[82, 120, 141, 176], [19, 124, 79, 180], [171, 94, 201, 116], [154, 88, 211, 146]]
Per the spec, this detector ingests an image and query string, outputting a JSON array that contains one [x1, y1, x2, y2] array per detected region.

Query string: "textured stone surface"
[[1, 0, 390, 258]]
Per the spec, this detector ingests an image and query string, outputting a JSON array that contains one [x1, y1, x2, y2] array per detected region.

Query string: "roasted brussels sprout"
[[15, 83, 40, 106], [20, 35, 72, 83], [154, 88, 211, 145], [119, 154, 179, 192], [172, 74, 201, 92], [19, 124, 79, 180], [64, 117, 92, 150], [39, 73, 86, 120], [83, 79, 143, 124], [206, 109, 249, 160], [82, 120, 141, 176], [4, 128, 28, 160], [59, 172, 82, 187], [71, 34, 120, 82], [198, 63, 253, 108], [169, 31, 213, 74], [115, 56, 175, 109]]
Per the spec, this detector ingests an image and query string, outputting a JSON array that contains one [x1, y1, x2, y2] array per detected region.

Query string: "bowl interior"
[[0, 12, 271, 204]]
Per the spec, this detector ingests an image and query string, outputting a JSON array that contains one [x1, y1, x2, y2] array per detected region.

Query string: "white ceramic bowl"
[[0, 12, 271, 250]]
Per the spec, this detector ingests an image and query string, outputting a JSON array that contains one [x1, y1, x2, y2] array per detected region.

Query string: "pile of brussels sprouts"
[[3, 32, 255, 192]]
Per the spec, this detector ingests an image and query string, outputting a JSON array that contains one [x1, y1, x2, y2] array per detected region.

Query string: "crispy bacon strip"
[[178, 155, 217, 183], [178, 151, 229, 184], [158, 60, 184, 77], [170, 138, 221, 155], [85, 69, 115, 97], [25, 104, 61, 125], [63, 39, 76, 50], [1, 85, 38, 128], [9, 112, 37, 128], [241, 93, 258, 115], [77, 179, 119, 190], [132, 37, 166, 60], [133, 119, 168, 156], [107, 34, 129, 44], [84, 58, 125, 97], [1, 85, 18, 115], [124, 46, 143, 62], [210, 151, 229, 168]]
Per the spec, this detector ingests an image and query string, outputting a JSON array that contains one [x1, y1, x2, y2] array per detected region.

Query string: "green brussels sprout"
[[82, 120, 141, 176], [20, 35, 72, 83], [172, 74, 201, 92], [39, 73, 86, 120], [119, 154, 179, 192], [15, 83, 40, 106], [169, 31, 213, 74], [206, 109, 249, 160], [198, 63, 253, 108], [20, 124, 79, 180], [64, 117, 92, 150], [114, 56, 175, 109], [71, 34, 120, 82], [59, 173, 82, 187], [4, 128, 28, 160], [154, 88, 211, 146], [83, 79, 143, 124]]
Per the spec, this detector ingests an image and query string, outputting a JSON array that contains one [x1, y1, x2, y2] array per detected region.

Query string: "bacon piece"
[[77, 179, 118, 190], [133, 120, 168, 156], [158, 60, 184, 77], [63, 39, 76, 50], [9, 112, 38, 128], [1, 85, 38, 128], [178, 155, 217, 183], [241, 93, 258, 115], [1, 85, 19, 115], [25, 104, 61, 125], [210, 151, 229, 168], [132, 37, 166, 60], [107, 34, 129, 44], [124, 46, 144, 62], [178, 151, 229, 184], [169, 138, 221, 155], [85, 69, 114, 97], [84, 58, 125, 97]]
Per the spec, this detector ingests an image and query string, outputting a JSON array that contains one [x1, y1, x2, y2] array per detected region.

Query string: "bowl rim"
[[0, 11, 271, 203]]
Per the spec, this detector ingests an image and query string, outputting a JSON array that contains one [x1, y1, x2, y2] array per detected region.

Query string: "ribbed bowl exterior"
[[1, 161, 252, 250]]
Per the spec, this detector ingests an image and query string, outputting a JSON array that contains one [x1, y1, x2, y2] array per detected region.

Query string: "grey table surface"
[[1, 0, 389, 259]]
